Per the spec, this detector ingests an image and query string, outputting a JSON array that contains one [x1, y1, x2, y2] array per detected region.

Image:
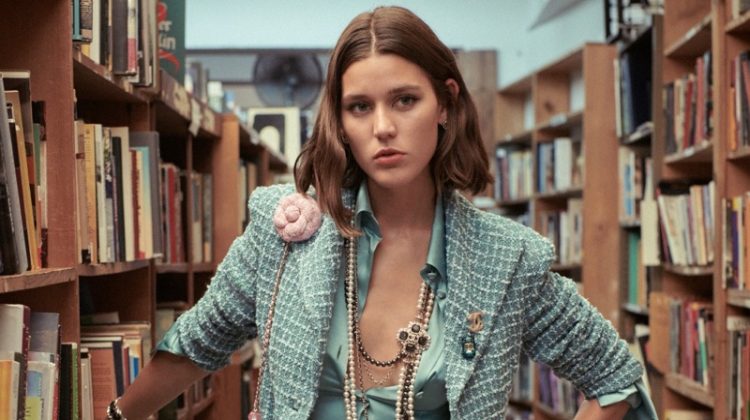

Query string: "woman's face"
[[340, 53, 445, 192]]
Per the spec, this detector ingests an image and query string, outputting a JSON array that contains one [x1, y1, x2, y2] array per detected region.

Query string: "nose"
[[373, 106, 396, 140]]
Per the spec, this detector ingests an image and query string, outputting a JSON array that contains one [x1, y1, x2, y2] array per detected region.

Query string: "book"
[[0, 75, 28, 274], [79, 349, 93, 420], [0, 304, 30, 420], [5, 89, 39, 270], [0, 359, 19, 420], [110, 127, 134, 261], [129, 132, 162, 257]]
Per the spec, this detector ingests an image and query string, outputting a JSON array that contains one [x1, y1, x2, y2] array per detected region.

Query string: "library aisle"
[[2, 0, 750, 419]]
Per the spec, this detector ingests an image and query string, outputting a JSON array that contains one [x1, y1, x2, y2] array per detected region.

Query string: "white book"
[[553, 137, 572, 191], [133, 148, 152, 258], [90, 0, 101, 64], [80, 349, 93, 420], [26, 360, 56, 420], [110, 127, 135, 261], [94, 125, 109, 262]]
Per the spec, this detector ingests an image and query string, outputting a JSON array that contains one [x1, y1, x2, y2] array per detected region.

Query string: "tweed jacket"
[[172, 184, 644, 419]]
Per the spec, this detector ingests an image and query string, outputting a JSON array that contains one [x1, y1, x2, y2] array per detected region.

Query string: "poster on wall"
[[248, 107, 302, 167], [158, 0, 185, 83]]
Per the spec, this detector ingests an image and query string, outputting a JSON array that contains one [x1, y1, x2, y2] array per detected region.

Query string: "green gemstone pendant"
[[461, 334, 476, 360]]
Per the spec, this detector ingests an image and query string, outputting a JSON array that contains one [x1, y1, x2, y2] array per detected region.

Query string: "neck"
[[366, 176, 436, 233]]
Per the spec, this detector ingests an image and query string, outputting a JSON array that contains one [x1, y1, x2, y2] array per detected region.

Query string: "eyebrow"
[[342, 85, 423, 102]]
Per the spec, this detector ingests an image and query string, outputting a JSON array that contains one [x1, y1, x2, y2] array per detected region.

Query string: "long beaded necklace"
[[342, 234, 436, 420]]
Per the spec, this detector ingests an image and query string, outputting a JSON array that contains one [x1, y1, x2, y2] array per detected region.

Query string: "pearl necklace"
[[343, 235, 436, 420]]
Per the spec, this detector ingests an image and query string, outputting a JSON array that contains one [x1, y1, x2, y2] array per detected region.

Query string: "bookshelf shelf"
[[156, 262, 190, 274], [622, 303, 649, 316], [664, 13, 712, 58], [726, 10, 750, 33], [664, 141, 713, 164], [0, 268, 77, 293], [192, 262, 215, 274], [535, 402, 574, 420], [662, 263, 713, 277], [499, 129, 533, 146], [620, 121, 653, 146], [664, 372, 715, 408], [496, 197, 531, 207], [551, 263, 582, 272], [728, 145, 750, 161], [191, 393, 215, 416], [536, 110, 583, 133], [727, 289, 750, 309], [72, 48, 147, 104], [535, 187, 583, 201], [619, 218, 641, 229], [508, 398, 533, 409], [77, 260, 151, 277]]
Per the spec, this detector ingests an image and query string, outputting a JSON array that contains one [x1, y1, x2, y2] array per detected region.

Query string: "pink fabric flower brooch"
[[273, 193, 322, 242]]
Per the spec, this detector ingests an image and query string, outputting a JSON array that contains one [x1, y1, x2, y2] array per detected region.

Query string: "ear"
[[440, 78, 460, 121]]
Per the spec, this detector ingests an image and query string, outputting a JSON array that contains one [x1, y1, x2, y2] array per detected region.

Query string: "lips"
[[373, 148, 405, 159], [373, 148, 405, 166]]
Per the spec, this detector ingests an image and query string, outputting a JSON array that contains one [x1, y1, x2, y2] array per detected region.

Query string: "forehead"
[[341, 54, 433, 95]]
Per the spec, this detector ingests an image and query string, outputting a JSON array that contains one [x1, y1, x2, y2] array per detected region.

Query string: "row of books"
[[0, 303, 152, 420], [618, 149, 652, 223], [662, 51, 713, 156], [651, 293, 715, 389], [537, 364, 581, 418], [161, 164, 213, 264], [729, 50, 750, 153], [508, 351, 532, 404], [71, 122, 213, 265], [656, 181, 716, 267], [536, 137, 583, 194], [494, 148, 532, 203], [73, 0, 158, 87], [725, 192, 750, 290], [0, 72, 45, 275], [538, 199, 583, 265], [614, 25, 652, 139], [728, 315, 750, 420], [73, 124, 162, 264]]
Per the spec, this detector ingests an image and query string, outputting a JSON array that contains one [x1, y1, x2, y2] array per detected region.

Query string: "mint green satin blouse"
[[309, 183, 450, 419]]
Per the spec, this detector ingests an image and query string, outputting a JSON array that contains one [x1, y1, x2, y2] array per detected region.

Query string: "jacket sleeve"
[[161, 187, 272, 371], [518, 236, 644, 399]]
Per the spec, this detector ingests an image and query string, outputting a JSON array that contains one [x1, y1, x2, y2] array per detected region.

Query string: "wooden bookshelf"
[[664, 373, 715, 408], [78, 260, 151, 277], [0, 268, 77, 294], [727, 289, 750, 309], [0, 2, 289, 418], [495, 43, 618, 419], [156, 263, 190, 274]]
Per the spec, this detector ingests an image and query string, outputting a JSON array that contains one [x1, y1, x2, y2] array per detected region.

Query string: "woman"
[[112, 6, 656, 420]]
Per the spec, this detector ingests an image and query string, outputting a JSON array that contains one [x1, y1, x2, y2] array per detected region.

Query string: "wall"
[[185, 0, 606, 88]]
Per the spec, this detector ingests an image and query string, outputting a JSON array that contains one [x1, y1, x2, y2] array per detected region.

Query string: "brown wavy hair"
[[294, 6, 491, 236]]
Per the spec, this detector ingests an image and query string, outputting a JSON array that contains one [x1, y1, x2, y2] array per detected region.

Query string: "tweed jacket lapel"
[[443, 191, 525, 408]]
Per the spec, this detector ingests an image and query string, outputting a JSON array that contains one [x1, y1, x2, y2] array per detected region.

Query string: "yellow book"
[[0, 359, 19, 420]]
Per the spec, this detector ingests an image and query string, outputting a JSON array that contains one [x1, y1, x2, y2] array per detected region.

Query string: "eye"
[[395, 95, 417, 108], [346, 102, 370, 115]]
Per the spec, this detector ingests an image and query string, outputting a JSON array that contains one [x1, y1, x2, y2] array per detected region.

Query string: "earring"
[[440, 119, 448, 129]]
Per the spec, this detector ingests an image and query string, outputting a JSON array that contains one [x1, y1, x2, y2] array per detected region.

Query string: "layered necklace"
[[342, 234, 436, 420]]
